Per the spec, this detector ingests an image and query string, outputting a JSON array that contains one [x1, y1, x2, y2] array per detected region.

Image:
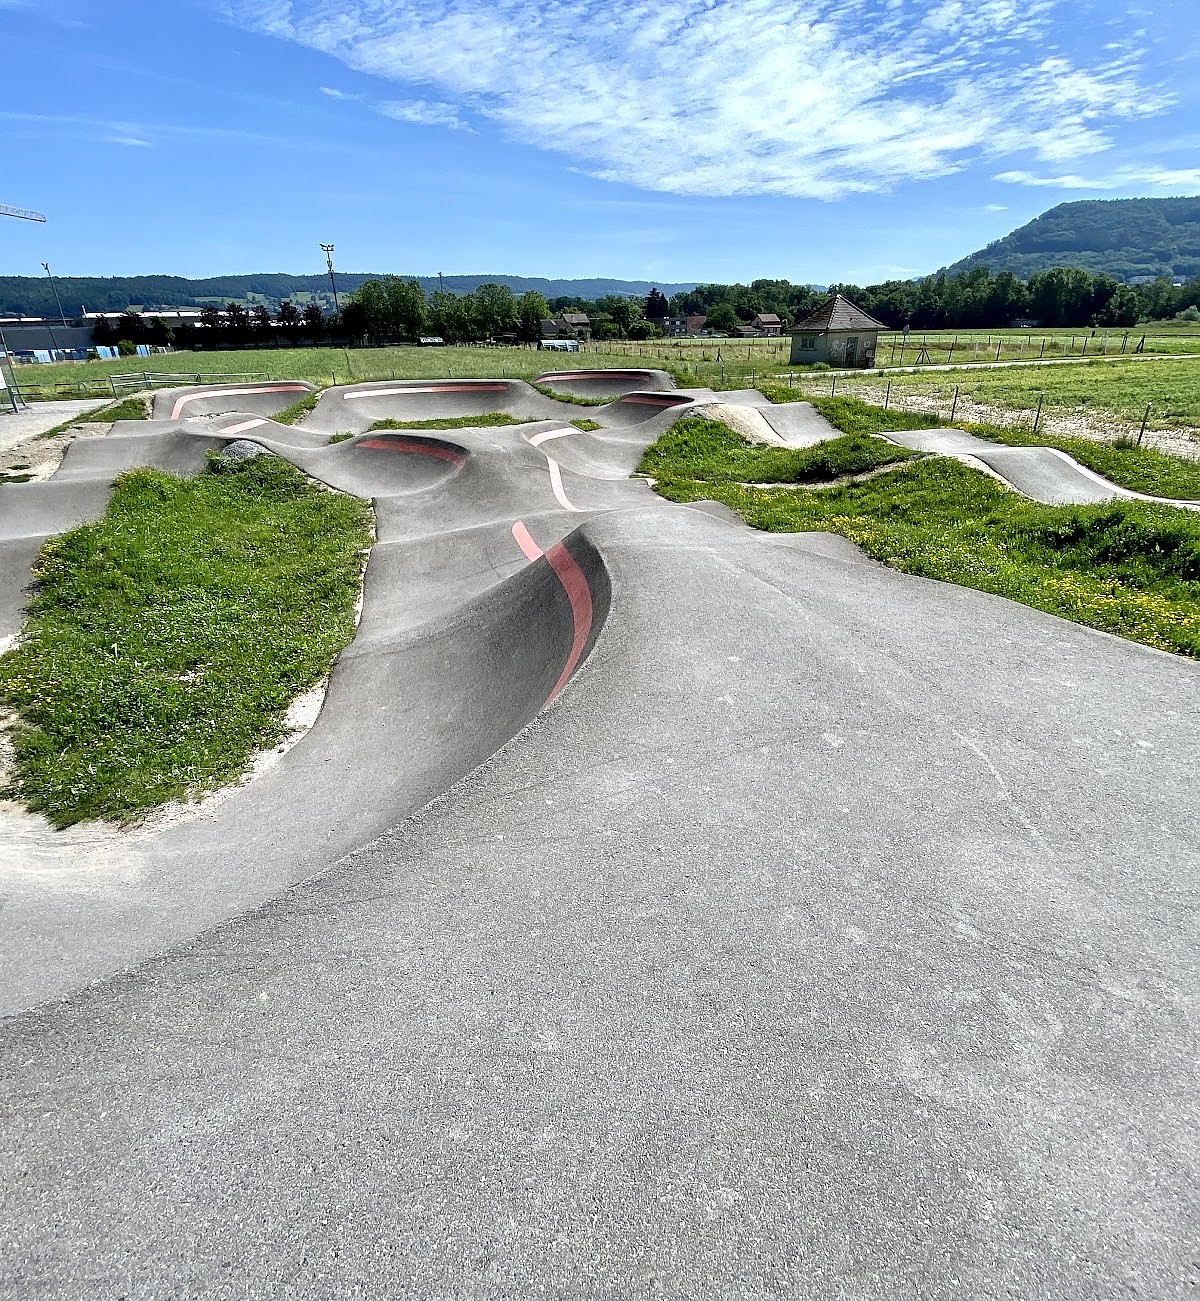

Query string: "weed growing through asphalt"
[[570, 418, 603, 431], [273, 392, 320, 425], [0, 456, 373, 826]]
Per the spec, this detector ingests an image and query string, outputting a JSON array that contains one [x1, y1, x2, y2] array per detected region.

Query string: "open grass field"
[[12, 328, 1200, 402], [643, 408, 1200, 660], [0, 455, 373, 826], [774, 357, 1200, 435], [12, 340, 1200, 446]]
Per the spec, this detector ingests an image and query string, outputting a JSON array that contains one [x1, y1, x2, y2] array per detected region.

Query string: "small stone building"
[[789, 294, 885, 368]]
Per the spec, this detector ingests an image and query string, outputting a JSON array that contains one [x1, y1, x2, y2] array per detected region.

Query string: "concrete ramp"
[[596, 390, 694, 426], [885, 427, 1200, 508], [760, 401, 842, 447], [303, 378, 563, 434], [2, 370, 1198, 1300], [535, 368, 674, 399], [151, 381, 314, 421]]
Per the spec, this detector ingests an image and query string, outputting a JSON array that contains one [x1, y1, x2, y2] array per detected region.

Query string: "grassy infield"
[[647, 399, 1200, 660], [3, 370, 1200, 825]]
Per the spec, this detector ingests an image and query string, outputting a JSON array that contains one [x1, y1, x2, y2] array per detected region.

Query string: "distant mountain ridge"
[[945, 197, 1200, 282], [0, 273, 698, 319]]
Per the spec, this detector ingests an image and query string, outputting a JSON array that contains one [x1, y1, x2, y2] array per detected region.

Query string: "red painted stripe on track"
[[511, 520, 543, 560], [510, 520, 594, 707], [544, 541, 594, 704], [621, 394, 688, 407], [169, 384, 307, 421], [356, 437, 466, 466]]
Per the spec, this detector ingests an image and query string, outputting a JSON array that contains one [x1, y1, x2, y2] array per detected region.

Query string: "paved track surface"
[[0, 400, 111, 450], [2, 379, 1197, 1300], [884, 428, 1200, 508], [535, 367, 674, 399]]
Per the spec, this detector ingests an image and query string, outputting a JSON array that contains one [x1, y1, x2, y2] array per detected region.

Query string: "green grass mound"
[[367, 412, 530, 431], [653, 458, 1200, 659], [636, 415, 918, 485], [0, 456, 373, 827]]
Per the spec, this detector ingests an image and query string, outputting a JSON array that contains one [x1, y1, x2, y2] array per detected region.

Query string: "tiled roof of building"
[[753, 312, 782, 325], [794, 294, 886, 332], [560, 312, 591, 325]]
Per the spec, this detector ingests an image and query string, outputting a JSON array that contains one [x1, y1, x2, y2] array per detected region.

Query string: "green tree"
[[645, 288, 670, 321], [608, 298, 636, 337], [302, 303, 325, 344], [277, 301, 303, 346], [473, 283, 518, 338], [705, 303, 740, 333], [516, 291, 550, 344]]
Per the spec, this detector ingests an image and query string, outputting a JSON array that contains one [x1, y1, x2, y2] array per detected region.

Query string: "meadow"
[[11, 335, 1200, 442]]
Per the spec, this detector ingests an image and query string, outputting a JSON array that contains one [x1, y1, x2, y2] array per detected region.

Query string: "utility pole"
[[320, 243, 341, 316]]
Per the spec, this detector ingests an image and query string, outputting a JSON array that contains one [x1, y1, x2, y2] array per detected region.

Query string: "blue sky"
[[2, 0, 1198, 286]]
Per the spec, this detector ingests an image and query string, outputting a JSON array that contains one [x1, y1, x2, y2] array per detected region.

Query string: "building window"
[[797, 334, 817, 349]]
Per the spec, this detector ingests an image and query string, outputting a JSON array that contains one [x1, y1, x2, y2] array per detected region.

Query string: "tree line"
[[90, 266, 1200, 353]]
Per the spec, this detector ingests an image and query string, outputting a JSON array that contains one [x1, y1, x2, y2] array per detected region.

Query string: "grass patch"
[[329, 432, 354, 444], [635, 415, 918, 485], [0, 456, 373, 827], [571, 418, 603, 431], [77, 396, 149, 423], [530, 383, 610, 406], [366, 412, 531, 431], [273, 391, 320, 426], [774, 392, 1200, 501], [651, 458, 1200, 659], [0, 472, 33, 484], [759, 389, 944, 437]]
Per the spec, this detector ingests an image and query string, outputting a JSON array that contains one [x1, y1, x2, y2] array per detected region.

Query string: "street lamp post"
[[320, 243, 341, 317]]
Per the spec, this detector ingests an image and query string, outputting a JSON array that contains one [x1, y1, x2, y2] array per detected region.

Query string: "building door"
[[844, 337, 858, 367]]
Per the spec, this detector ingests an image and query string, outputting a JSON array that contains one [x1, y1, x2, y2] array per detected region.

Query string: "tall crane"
[[1, 203, 47, 223], [0, 203, 46, 411]]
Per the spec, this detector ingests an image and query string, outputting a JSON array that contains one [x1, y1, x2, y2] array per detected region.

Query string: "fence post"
[[831, 374, 837, 397], [1033, 392, 1044, 433], [884, 379, 891, 410], [950, 384, 960, 423], [1138, 403, 1150, 446]]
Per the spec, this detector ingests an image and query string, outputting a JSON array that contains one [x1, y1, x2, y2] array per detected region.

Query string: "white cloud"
[[377, 99, 472, 131], [320, 85, 360, 100], [223, 0, 1175, 199], [984, 204, 1008, 211], [996, 166, 1200, 189], [107, 136, 153, 148]]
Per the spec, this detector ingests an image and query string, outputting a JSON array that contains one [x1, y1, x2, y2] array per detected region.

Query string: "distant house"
[[665, 315, 707, 336], [540, 312, 592, 342], [751, 312, 783, 336], [789, 294, 886, 368]]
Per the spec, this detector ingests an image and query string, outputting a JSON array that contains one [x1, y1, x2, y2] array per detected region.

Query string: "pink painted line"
[[543, 540, 594, 704], [546, 458, 581, 512], [621, 393, 688, 407], [169, 384, 307, 421], [527, 426, 575, 448], [356, 436, 467, 466], [511, 520, 543, 561], [509, 520, 595, 707], [221, 418, 268, 437], [525, 426, 581, 510]]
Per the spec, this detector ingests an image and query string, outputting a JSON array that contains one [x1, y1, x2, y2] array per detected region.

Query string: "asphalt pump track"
[[0, 375, 1197, 1299]]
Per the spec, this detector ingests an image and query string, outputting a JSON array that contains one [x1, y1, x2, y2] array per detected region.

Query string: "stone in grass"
[[210, 439, 275, 469]]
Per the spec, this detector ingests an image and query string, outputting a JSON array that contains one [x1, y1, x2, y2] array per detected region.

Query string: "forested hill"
[[0, 273, 696, 319], [945, 197, 1200, 282]]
